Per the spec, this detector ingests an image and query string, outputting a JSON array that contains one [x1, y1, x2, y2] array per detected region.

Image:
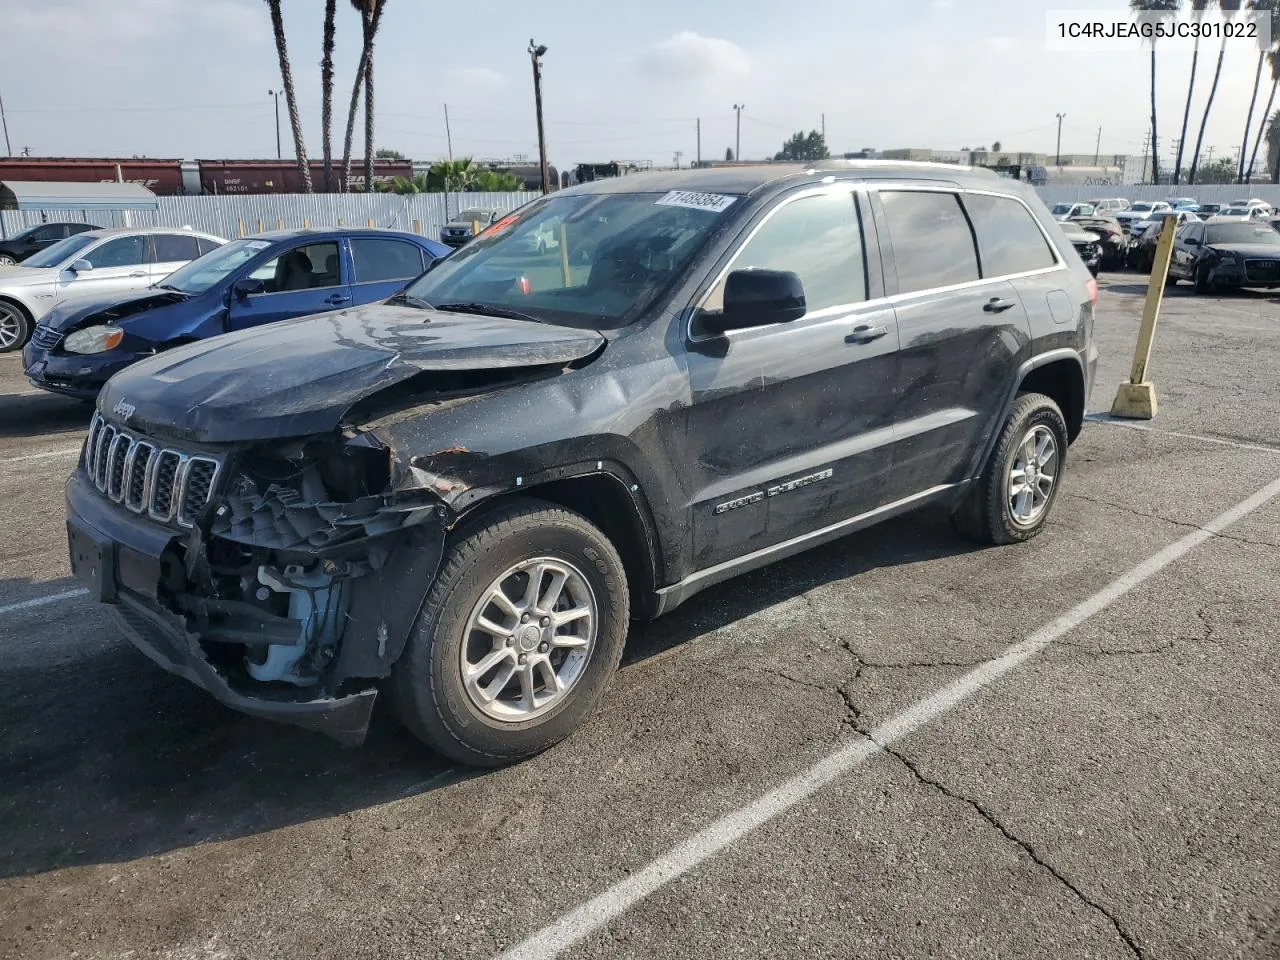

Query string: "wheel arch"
[[1016, 353, 1085, 442]]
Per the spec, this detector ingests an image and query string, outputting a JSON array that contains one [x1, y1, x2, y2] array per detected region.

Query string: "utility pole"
[[732, 103, 744, 161], [267, 89, 281, 160], [528, 40, 550, 194], [0, 91, 11, 156], [1094, 126, 1102, 165], [821, 112, 825, 140], [443, 102, 454, 219], [696, 118, 701, 165], [673, 150, 683, 169], [1055, 112, 1066, 165], [1140, 130, 1151, 183]]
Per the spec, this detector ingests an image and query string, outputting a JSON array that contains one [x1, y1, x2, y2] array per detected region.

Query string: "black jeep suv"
[[66, 163, 1098, 766]]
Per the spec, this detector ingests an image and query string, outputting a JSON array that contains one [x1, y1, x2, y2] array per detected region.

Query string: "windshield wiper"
[[433, 302, 544, 324], [387, 292, 435, 309], [154, 283, 186, 293]]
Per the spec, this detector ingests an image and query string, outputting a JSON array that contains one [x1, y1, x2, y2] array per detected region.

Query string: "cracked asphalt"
[[1, 274, 1279, 960]]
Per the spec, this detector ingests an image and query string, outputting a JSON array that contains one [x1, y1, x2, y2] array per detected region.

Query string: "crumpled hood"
[[42, 289, 192, 333], [98, 301, 605, 443], [1205, 242, 1280, 258]]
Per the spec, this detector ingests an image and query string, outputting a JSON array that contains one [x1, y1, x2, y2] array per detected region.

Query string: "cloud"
[[445, 67, 507, 92], [7, 0, 266, 53], [636, 31, 749, 86]]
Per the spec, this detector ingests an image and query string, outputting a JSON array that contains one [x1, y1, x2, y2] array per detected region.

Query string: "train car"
[[1024, 164, 1129, 187], [196, 159, 413, 194], [0, 157, 185, 194]]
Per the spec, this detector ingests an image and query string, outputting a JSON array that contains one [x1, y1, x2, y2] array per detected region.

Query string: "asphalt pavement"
[[0, 275, 1278, 960]]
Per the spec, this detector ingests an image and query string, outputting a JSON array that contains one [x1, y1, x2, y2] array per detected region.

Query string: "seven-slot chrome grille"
[[84, 412, 221, 527]]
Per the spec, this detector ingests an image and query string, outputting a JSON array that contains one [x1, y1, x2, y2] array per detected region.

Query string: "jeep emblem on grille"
[[112, 398, 136, 421]]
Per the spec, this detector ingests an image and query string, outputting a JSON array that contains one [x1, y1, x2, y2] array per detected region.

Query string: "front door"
[[55, 234, 151, 303], [226, 240, 353, 331], [682, 185, 900, 570], [348, 236, 431, 305], [1170, 221, 1203, 279]]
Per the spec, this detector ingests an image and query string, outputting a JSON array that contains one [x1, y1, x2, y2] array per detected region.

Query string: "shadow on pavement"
[[0, 508, 975, 881], [0, 389, 91, 438]]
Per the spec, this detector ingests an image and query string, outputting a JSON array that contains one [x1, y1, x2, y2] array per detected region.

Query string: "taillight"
[[1086, 277, 1098, 305], [516, 276, 533, 295]]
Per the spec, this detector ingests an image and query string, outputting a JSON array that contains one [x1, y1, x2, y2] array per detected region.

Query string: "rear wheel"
[[952, 392, 1068, 545], [392, 499, 629, 767], [0, 300, 32, 353], [0, 254, 17, 267], [1193, 263, 1213, 295]]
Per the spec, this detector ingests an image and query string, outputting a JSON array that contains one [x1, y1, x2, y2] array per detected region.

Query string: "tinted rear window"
[[880, 191, 979, 294], [152, 234, 201, 262], [351, 238, 426, 283], [962, 194, 1057, 277]]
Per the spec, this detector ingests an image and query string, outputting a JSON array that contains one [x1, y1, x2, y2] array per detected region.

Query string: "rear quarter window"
[[879, 191, 979, 294], [962, 194, 1058, 277]]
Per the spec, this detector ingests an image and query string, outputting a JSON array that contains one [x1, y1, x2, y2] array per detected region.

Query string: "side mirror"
[[232, 277, 265, 300], [70, 259, 93, 273], [705, 269, 806, 333], [1184, 237, 1200, 246]]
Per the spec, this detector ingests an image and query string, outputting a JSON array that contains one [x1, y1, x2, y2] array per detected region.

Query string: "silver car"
[[0, 227, 226, 351]]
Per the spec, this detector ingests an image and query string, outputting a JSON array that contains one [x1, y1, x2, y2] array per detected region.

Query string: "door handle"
[[129, 271, 148, 277], [324, 293, 352, 305], [984, 297, 1017, 313], [845, 324, 889, 344]]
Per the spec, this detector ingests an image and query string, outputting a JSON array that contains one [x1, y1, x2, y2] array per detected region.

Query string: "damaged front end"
[[68, 417, 452, 744]]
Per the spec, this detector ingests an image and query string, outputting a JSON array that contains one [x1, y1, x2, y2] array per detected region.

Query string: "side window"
[[68, 224, 95, 236], [152, 234, 201, 262], [701, 191, 866, 316], [85, 235, 148, 268], [350, 238, 425, 283], [879, 191, 979, 294], [962, 194, 1057, 277], [31, 224, 64, 242], [196, 237, 222, 256], [248, 242, 342, 293]]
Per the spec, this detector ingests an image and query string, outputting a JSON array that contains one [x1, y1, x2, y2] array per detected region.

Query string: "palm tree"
[[340, 0, 386, 192], [1189, 0, 1241, 183], [1131, 0, 1182, 185], [1266, 107, 1280, 179], [1174, 1, 1212, 184], [320, 0, 337, 192], [1246, 45, 1280, 180], [1238, 0, 1277, 182], [265, 0, 313, 192]]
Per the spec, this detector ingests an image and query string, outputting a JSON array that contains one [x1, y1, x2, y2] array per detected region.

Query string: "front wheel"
[[0, 300, 32, 353], [0, 254, 17, 267], [952, 392, 1069, 545], [1193, 263, 1214, 295], [391, 499, 629, 766]]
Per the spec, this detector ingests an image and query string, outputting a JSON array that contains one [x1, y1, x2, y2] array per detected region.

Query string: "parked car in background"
[[1068, 215, 1127, 269], [1169, 218, 1280, 293], [1196, 203, 1226, 217], [439, 208, 505, 248], [1086, 198, 1130, 213], [64, 162, 1097, 765], [1125, 211, 1199, 271], [1228, 198, 1273, 215], [1214, 205, 1269, 221], [1115, 200, 1172, 234], [0, 222, 99, 266], [1061, 223, 1101, 275], [1163, 197, 1198, 210], [0, 227, 224, 352], [1049, 201, 1096, 221], [23, 228, 448, 399]]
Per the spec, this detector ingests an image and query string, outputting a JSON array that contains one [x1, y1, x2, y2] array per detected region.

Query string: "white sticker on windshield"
[[655, 190, 737, 213]]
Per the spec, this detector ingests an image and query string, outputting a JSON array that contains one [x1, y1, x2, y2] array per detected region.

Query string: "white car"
[[1114, 200, 1173, 234], [1049, 201, 1097, 221], [1087, 197, 1131, 213], [1228, 198, 1273, 216], [0, 227, 225, 351]]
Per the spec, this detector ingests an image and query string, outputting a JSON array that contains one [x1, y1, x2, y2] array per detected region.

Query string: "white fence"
[[0, 191, 541, 242]]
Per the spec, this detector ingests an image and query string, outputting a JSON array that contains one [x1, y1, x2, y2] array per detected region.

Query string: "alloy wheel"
[[460, 557, 597, 722], [0, 303, 24, 350], [1007, 424, 1058, 527]]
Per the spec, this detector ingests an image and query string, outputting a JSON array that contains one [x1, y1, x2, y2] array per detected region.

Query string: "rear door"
[[682, 184, 900, 569], [149, 232, 203, 283], [226, 239, 352, 331], [1171, 221, 1204, 279], [55, 234, 151, 303], [348, 236, 430, 304], [873, 188, 1037, 493]]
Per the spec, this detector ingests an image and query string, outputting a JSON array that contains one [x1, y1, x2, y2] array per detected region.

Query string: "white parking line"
[[0, 445, 83, 465], [0, 588, 89, 617], [1085, 414, 1280, 455], [497, 473, 1280, 960]]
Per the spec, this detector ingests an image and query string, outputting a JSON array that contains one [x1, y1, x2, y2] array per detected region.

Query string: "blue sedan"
[[22, 228, 449, 400]]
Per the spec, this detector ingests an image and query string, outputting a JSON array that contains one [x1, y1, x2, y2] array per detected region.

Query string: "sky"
[[0, 0, 1271, 175]]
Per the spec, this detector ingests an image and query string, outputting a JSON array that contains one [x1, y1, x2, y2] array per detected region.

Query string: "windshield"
[[22, 233, 97, 268], [400, 192, 737, 328], [1131, 203, 1155, 212], [1051, 204, 1072, 215], [1221, 208, 1251, 216], [456, 209, 494, 221], [1206, 223, 1280, 245], [158, 238, 274, 294]]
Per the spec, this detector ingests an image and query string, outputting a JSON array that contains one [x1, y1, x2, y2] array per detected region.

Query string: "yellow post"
[[257, 218, 264, 233], [337, 217, 344, 226], [303, 217, 311, 228], [559, 222, 571, 287], [1111, 215, 1177, 419], [412, 219, 422, 234], [368, 217, 375, 228], [276, 218, 285, 230], [238, 218, 245, 238]]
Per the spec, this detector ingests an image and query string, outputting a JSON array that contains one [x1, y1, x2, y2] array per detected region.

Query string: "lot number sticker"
[[656, 191, 738, 213]]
